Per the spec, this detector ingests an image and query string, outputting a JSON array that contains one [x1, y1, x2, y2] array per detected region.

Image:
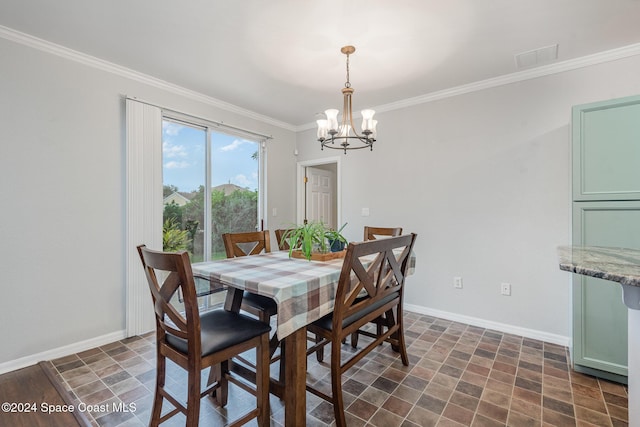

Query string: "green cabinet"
[[571, 94, 640, 383], [572, 95, 640, 201], [571, 202, 640, 380]]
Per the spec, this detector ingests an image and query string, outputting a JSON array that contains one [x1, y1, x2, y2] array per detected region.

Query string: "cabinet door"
[[572, 201, 640, 378], [572, 95, 640, 201]]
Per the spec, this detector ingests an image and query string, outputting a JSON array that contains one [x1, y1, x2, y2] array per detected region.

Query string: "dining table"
[[191, 249, 415, 427]]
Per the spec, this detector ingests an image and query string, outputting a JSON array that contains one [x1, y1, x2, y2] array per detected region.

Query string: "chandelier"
[[316, 46, 377, 153]]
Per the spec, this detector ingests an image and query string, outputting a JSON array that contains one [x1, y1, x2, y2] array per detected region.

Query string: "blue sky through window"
[[162, 121, 259, 193]]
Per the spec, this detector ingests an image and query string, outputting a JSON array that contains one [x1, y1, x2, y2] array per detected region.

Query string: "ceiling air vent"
[[515, 44, 559, 69]]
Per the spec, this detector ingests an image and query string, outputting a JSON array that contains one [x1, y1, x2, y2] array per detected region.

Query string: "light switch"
[[361, 208, 370, 217], [272, 208, 277, 217]]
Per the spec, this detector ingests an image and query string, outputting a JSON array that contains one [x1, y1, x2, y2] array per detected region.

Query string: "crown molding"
[[2, 24, 638, 134], [0, 25, 297, 132], [376, 43, 640, 113], [297, 42, 640, 131]]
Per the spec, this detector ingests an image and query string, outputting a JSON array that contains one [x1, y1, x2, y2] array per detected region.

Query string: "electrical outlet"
[[501, 283, 511, 296], [454, 277, 463, 289]]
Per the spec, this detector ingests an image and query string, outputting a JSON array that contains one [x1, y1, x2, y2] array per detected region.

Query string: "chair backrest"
[[333, 233, 417, 331], [222, 230, 271, 258], [364, 226, 403, 241], [274, 229, 294, 250], [137, 245, 201, 355]]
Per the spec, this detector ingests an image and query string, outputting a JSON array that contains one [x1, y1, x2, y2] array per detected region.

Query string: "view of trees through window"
[[162, 118, 260, 261]]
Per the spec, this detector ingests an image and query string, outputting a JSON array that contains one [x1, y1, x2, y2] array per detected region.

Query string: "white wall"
[[296, 55, 640, 343], [0, 37, 296, 369], [2, 28, 638, 370]]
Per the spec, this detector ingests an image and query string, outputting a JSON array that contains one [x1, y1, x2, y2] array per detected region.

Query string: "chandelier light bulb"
[[361, 109, 375, 132], [316, 119, 328, 140], [324, 109, 339, 133]]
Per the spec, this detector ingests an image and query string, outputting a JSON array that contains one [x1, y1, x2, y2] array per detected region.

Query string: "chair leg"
[[395, 308, 409, 366], [258, 311, 270, 324], [330, 342, 347, 427], [219, 360, 230, 406], [278, 339, 286, 384], [350, 331, 359, 348], [257, 334, 271, 426], [186, 363, 201, 426], [268, 333, 280, 358], [376, 321, 384, 345], [384, 309, 402, 353], [208, 360, 229, 406], [351, 313, 391, 350], [150, 351, 165, 427], [256, 311, 274, 424], [315, 333, 324, 363]]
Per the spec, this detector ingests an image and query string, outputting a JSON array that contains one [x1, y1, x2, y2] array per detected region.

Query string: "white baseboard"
[[404, 304, 571, 347], [0, 330, 127, 375], [1, 307, 571, 376]]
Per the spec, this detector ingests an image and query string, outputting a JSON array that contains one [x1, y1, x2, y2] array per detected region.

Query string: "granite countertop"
[[558, 245, 640, 309]]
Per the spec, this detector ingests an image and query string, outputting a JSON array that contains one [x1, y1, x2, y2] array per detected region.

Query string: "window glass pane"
[[210, 132, 260, 259], [162, 120, 206, 262]]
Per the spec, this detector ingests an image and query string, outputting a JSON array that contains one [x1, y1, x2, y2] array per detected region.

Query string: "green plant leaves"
[[282, 221, 347, 260]]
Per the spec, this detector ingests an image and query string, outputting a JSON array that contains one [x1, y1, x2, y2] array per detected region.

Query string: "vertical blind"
[[125, 98, 162, 336]]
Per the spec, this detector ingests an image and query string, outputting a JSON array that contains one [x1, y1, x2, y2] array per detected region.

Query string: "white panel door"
[[306, 166, 334, 229]]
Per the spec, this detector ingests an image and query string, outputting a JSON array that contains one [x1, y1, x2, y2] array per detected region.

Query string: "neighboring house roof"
[[163, 192, 191, 206], [212, 183, 246, 195], [164, 184, 248, 206]]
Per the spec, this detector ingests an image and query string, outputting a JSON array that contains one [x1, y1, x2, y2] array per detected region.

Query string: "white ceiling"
[[2, 0, 640, 127]]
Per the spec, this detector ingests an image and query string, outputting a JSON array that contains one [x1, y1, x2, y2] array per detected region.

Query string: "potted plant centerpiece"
[[325, 222, 348, 252], [282, 221, 348, 261]]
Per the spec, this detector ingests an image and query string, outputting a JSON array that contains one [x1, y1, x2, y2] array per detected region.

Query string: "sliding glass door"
[[210, 132, 261, 258], [162, 118, 261, 262], [162, 120, 206, 261]]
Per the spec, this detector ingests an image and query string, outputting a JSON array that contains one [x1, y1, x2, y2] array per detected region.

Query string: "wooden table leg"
[[283, 326, 307, 427], [224, 287, 244, 312]]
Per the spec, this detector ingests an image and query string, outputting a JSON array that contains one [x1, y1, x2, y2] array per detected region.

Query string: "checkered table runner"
[[192, 250, 415, 339]]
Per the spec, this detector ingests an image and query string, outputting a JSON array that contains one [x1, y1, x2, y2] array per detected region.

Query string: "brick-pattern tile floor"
[[47, 312, 628, 426]]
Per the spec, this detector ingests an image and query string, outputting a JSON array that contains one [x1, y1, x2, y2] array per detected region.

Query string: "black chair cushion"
[[242, 291, 278, 314], [166, 310, 271, 357], [312, 292, 399, 332]]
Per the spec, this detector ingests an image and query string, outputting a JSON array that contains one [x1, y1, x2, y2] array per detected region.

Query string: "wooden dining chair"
[[350, 226, 404, 348], [305, 234, 417, 427], [364, 225, 403, 241], [137, 245, 271, 427], [222, 230, 286, 382], [222, 231, 277, 324], [274, 228, 294, 250]]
